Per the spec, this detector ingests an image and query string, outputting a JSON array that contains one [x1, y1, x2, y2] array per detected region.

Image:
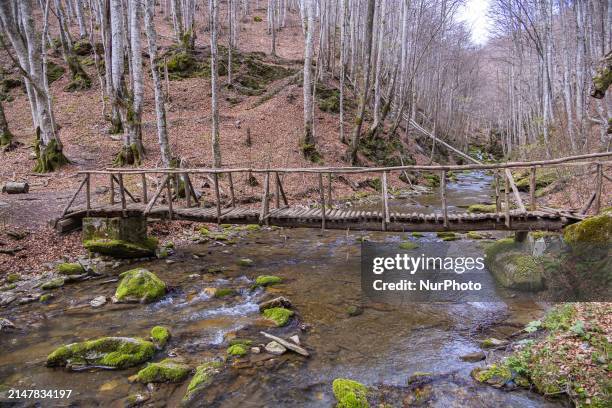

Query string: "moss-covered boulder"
[[82, 216, 157, 259], [262, 307, 293, 327], [182, 361, 223, 405], [72, 40, 93, 56], [113, 269, 166, 303], [135, 358, 190, 383], [467, 204, 497, 213], [84, 238, 158, 259], [471, 364, 514, 388], [56, 263, 85, 276], [563, 213, 611, 246], [484, 239, 544, 291], [466, 231, 484, 239], [255, 275, 282, 286], [41, 277, 65, 290], [46, 336, 155, 369], [332, 378, 369, 408], [514, 170, 557, 192], [437, 231, 459, 241], [399, 241, 419, 250], [227, 343, 248, 357], [150, 326, 170, 348]]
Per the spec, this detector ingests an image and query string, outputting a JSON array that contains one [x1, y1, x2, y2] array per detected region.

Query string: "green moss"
[[300, 141, 323, 163], [399, 241, 419, 250], [262, 307, 294, 327], [33, 137, 69, 173], [332, 378, 369, 408], [530, 231, 559, 240], [423, 173, 440, 187], [39, 294, 53, 303], [135, 358, 189, 383], [228, 339, 253, 347], [227, 343, 248, 356], [0, 131, 12, 146], [467, 204, 498, 213], [471, 364, 512, 385], [41, 277, 65, 290], [1, 283, 17, 291], [84, 237, 157, 259], [514, 170, 556, 192], [6, 273, 20, 283], [436, 232, 457, 240], [543, 304, 576, 331], [255, 275, 282, 286], [411, 232, 424, 238], [253, 16, 262, 22], [150, 326, 170, 348], [563, 214, 611, 246], [466, 231, 484, 239], [46, 337, 155, 369], [56, 263, 85, 276], [46, 61, 65, 84], [198, 227, 210, 236], [72, 40, 93, 56], [114, 268, 166, 303], [484, 237, 518, 259], [238, 258, 254, 267], [214, 288, 236, 298], [183, 361, 223, 403]]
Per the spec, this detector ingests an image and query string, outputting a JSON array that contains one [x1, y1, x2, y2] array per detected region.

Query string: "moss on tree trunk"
[[33, 134, 69, 173]]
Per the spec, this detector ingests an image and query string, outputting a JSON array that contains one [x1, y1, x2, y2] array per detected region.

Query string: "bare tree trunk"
[[0, 100, 12, 146], [75, 0, 88, 37], [339, 0, 348, 143], [301, 0, 315, 157], [210, 0, 221, 167], [144, 0, 172, 167]]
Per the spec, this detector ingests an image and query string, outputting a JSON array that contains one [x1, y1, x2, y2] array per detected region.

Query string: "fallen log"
[[2, 182, 29, 194]]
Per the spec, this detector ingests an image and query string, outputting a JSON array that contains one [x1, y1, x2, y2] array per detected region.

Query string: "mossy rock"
[[46, 336, 155, 369], [46, 61, 65, 84], [214, 288, 236, 298], [436, 232, 458, 242], [6, 273, 20, 283], [467, 204, 498, 214], [84, 237, 157, 259], [39, 294, 54, 303], [182, 361, 223, 404], [514, 170, 557, 192], [135, 358, 190, 383], [423, 173, 440, 187], [332, 378, 369, 408], [399, 241, 419, 250], [262, 307, 293, 327], [563, 213, 611, 246], [41, 277, 65, 290], [255, 275, 282, 286], [114, 268, 166, 303], [411, 232, 424, 238], [56, 262, 85, 276], [253, 16, 263, 22], [72, 40, 93, 56], [471, 364, 512, 387], [227, 343, 248, 357], [466, 231, 484, 239], [484, 241, 544, 291], [237, 258, 254, 267], [150, 326, 170, 348]]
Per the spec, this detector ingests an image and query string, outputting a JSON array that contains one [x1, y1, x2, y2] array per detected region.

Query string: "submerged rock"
[[135, 358, 190, 383], [460, 351, 486, 362], [261, 307, 293, 327], [182, 361, 223, 405], [258, 296, 292, 311], [471, 364, 514, 388], [237, 258, 254, 267], [332, 378, 369, 408], [255, 275, 282, 287], [150, 326, 171, 348], [480, 338, 509, 348], [90, 296, 107, 308], [0, 317, 16, 331], [46, 336, 156, 370], [113, 268, 166, 304], [264, 341, 286, 355]]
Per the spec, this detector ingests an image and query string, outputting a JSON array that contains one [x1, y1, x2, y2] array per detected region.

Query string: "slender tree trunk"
[[210, 0, 221, 167], [339, 0, 348, 143], [0, 100, 12, 146], [301, 0, 315, 157], [75, 0, 88, 37]]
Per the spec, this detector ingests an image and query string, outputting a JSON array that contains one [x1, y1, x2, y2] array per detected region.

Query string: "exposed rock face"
[[82, 216, 157, 259], [113, 269, 166, 304], [46, 336, 156, 370]]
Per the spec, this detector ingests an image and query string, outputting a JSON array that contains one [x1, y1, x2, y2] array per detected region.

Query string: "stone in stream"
[[82, 216, 157, 259], [90, 296, 107, 308], [0, 317, 16, 331], [261, 307, 294, 327], [484, 238, 544, 291], [460, 351, 486, 362], [289, 335, 300, 345], [135, 358, 190, 383], [480, 338, 509, 348], [260, 331, 310, 357], [56, 263, 85, 276], [265, 341, 287, 355], [41, 277, 65, 290], [332, 379, 369, 408], [112, 268, 166, 304], [150, 326, 171, 349], [182, 361, 223, 405], [258, 296, 292, 311], [46, 336, 156, 370]]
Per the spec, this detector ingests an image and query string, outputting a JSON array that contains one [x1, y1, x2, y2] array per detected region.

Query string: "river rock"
[[261, 331, 310, 357], [484, 239, 544, 291], [460, 351, 486, 362], [265, 341, 287, 355], [90, 296, 107, 308], [112, 268, 166, 304], [251, 347, 261, 354], [480, 338, 509, 348], [289, 335, 300, 345], [182, 361, 223, 405], [135, 358, 190, 383], [46, 336, 156, 369], [0, 317, 16, 331], [258, 296, 292, 311]]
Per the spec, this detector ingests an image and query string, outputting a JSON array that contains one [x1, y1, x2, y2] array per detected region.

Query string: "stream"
[[0, 171, 567, 407]]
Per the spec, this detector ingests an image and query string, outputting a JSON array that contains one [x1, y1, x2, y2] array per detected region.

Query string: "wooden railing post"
[[228, 172, 236, 208], [166, 176, 174, 220], [184, 173, 192, 208], [319, 172, 326, 230], [504, 172, 511, 228], [529, 167, 536, 211], [110, 174, 115, 205], [213, 172, 221, 223], [275, 171, 281, 209], [494, 170, 501, 213], [118, 173, 127, 216], [381, 171, 389, 231], [327, 172, 333, 207], [144, 175, 169, 215], [259, 171, 270, 224], [594, 163, 603, 214], [276, 172, 289, 206], [141, 173, 148, 204], [85, 173, 91, 215], [441, 170, 448, 228], [504, 168, 526, 213]]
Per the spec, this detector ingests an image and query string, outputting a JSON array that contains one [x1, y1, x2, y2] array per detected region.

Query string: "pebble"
[[265, 341, 287, 355], [251, 347, 261, 354], [289, 335, 300, 345], [90, 296, 107, 308]]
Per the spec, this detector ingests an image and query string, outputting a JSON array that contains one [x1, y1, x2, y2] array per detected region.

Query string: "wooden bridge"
[[56, 152, 612, 233]]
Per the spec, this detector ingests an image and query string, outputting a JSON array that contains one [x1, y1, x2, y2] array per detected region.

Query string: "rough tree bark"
[[301, 0, 316, 159], [210, 0, 221, 167]]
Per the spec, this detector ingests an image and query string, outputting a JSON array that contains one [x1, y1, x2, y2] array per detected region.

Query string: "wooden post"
[[504, 173, 511, 228], [213, 172, 221, 223], [319, 172, 326, 230], [61, 177, 87, 217], [529, 167, 536, 211], [118, 173, 127, 216], [381, 171, 390, 231], [504, 168, 526, 212], [327, 172, 333, 208], [275, 171, 280, 209], [166, 176, 173, 220], [277, 173, 289, 206], [110, 174, 115, 205], [441, 170, 448, 228], [228, 172, 236, 207], [85, 173, 91, 214], [141, 173, 148, 204], [185, 173, 192, 208], [594, 163, 603, 214], [259, 171, 270, 224], [144, 175, 169, 215], [494, 170, 501, 213]]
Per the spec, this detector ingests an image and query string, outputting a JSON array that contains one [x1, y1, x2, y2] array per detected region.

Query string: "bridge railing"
[[62, 152, 612, 231]]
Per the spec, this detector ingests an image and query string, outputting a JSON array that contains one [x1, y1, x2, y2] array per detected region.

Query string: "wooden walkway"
[[56, 152, 611, 233]]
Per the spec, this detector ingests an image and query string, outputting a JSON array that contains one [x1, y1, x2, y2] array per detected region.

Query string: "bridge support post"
[[318, 173, 326, 230], [441, 170, 448, 228], [515, 231, 528, 242], [529, 167, 536, 211], [381, 171, 389, 231]]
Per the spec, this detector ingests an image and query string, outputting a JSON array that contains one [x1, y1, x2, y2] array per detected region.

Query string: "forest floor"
[[0, 7, 610, 276]]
